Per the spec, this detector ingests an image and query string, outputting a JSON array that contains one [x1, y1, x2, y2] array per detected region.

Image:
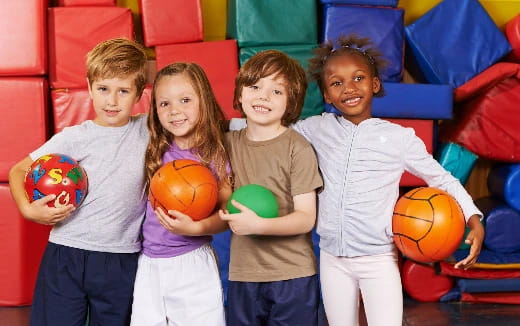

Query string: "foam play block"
[[320, 0, 398, 6], [440, 261, 520, 280], [387, 119, 434, 187], [506, 14, 520, 63], [48, 7, 134, 89], [440, 63, 520, 162], [0, 1, 48, 76], [57, 0, 115, 5], [401, 260, 455, 302], [399, 0, 520, 30], [227, 0, 318, 47], [155, 40, 239, 119], [202, 0, 227, 41], [0, 78, 48, 182], [405, 0, 511, 88], [325, 83, 453, 119], [457, 278, 520, 293], [453, 249, 520, 269], [476, 196, 520, 253], [479, 0, 520, 31], [239, 44, 324, 119], [0, 184, 51, 306], [139, 0, 203, 47], [51, 86, 151, 133], [461, 292, 520, 305], [322, 4, 404, 82], [435, 142, 478, 185], [487, 164, 520, 212]]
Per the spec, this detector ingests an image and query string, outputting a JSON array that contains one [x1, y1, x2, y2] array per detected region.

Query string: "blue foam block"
[[404, 0, 511, 88], [322, 4, 404, 82], [324, 82, 453, 119], [476, 197, 520, 253], [488, 164, 520, 212], [457, 278, 520, 293]]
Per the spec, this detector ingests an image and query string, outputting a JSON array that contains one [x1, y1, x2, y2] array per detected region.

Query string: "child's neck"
[[245, 120, 287, 141]]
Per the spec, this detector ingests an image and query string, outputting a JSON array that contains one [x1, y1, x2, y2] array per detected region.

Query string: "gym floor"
[[2, 298, 520, 326]]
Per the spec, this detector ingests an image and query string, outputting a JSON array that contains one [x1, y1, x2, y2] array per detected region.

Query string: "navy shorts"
[[226, 275, 319, 326], [29, 242, 138, 326]]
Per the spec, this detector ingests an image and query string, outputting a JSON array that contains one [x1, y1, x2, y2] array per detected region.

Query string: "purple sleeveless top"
[[142, 142, 215, 258]]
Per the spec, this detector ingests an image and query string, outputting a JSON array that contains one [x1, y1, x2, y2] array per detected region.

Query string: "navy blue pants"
[[226, 275, 319, 326], [30, 243, 138, 326]]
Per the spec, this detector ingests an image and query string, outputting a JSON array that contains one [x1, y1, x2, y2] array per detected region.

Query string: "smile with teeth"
[[342, 97, 361, 105], [170, 119, 187, 127], [253, 105, 271, 113]]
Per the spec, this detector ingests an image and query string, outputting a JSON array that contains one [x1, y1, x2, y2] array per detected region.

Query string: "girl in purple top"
[[130, 63, 231, 326]]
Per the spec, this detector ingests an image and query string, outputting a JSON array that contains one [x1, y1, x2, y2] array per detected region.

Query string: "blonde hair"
[[145, 62, 229, 187], [233, 50, 307, 126], [86, 38, 148, 99]]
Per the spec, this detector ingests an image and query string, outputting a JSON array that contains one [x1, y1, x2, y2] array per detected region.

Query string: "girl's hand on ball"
[[155, 207, 203, 236]]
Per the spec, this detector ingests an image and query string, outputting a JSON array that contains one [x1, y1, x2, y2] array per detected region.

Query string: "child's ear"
[[372, 77, 381, 94]]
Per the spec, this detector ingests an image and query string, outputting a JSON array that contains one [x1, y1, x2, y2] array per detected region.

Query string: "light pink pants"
[[320, 250, 403, 326]]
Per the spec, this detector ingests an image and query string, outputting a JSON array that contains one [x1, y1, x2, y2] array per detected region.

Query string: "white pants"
[[130, 244, 226, 326], [320, 250, 403, 326]]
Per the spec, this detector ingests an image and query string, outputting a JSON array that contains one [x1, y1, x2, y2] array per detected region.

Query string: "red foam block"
[[51, 87, 152, 133], [139, 0, 203, 47], [0, 1, 48, 76], [0, 184, 51, 306], [401, 260, 454, 302], [442, 63, 520, 162], [155, 40, 240, 119], [0, 78, 48, 182], [386, 119, 434, 186], [48, 7, 134, 89]]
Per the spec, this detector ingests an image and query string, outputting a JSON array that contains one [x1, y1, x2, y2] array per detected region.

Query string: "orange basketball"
[[392, 187, 465, 263], [148, 159, 218, 221]]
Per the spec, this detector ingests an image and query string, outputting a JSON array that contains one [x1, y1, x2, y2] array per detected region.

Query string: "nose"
[[107, 91, 118, 107], [258, 89, 270, 101], [344, 80, 358, 93]]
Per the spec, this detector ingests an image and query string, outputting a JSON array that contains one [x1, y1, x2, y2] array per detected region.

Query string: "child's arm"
[[454, 214, 484, 269], [155, 180, 232, 236], [219, 191, 317, 236], [8, 156, 75, 225]]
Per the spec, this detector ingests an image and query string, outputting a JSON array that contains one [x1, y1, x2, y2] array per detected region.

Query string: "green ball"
[[227, 184, 279, 218]]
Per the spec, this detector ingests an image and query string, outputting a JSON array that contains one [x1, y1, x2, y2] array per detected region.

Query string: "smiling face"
[[322, 54, 381, 125], [239, 73, 288, 129], [88, 74, 140, 127], [155, 73, 201, 149]]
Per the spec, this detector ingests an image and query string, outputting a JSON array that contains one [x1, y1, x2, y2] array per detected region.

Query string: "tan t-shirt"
[[226, 128, 323, 282]]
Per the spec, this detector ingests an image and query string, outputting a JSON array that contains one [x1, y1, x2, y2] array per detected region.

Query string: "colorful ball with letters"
[[392, 187, 465, 263], [148, 159, 218, 221], [227, 184, 279, 218], [24, 153, 89, 208]]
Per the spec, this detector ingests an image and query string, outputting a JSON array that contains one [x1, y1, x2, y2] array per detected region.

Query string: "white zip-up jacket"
[[292, 113, 482, 257]]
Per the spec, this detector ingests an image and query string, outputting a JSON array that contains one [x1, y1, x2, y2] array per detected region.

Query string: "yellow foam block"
[[399, 0, 520, 30], [202, 0, 227, 41], [479, 0, 520, 30], [116, 0, 155, 58]]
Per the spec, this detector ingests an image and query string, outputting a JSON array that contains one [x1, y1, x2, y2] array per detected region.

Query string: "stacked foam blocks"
[[396, 1, 520, 305], [1, 0, 520, 311]]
